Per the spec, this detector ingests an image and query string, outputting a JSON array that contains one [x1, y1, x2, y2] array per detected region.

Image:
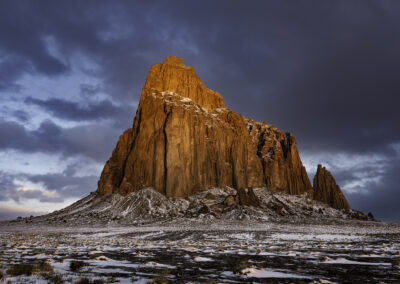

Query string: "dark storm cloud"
[[0, 54, 26, 91], [0, 0, 399, 220], [25, 96, 133, 122], [0, 171, 18, 202], [80, 84, 102, 97], [0, 119, 121, 162], [346, 157, 400, 222], [12, 110, 30, 122], [26, 174, 96, 199], [0, 1, 158, 99], [328, 164, 383, 188], [0, 2, 69, 91], [3, 0, 398, 155]]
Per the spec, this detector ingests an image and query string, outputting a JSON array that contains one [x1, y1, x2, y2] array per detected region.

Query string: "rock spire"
[[312, 164, 350, 210], [97, 56, 312, 198]]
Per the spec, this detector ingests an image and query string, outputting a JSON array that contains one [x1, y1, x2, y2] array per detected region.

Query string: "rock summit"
[[97, 56, 349, 212]]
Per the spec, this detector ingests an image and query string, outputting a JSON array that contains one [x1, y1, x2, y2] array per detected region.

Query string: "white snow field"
[[0, 220, 399, 283]]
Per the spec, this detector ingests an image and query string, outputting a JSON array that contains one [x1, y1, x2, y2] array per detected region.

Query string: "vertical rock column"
[[312, 164, 350, 210]]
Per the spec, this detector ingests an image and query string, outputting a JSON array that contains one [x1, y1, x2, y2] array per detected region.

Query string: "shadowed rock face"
[[235, 188, 260, 207], [97, 56, 312, 198], [313, 165, 350, 210]]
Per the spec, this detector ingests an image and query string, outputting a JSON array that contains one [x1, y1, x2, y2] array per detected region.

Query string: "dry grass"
[[46, 273, 64, 284], [7, 263, 33, 276], [6, 260, 54, 277], [34, 259, 54, 276]]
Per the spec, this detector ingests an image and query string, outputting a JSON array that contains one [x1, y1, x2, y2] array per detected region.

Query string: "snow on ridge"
[[15, 186, 376, 227], [180, 97, 192, 102]]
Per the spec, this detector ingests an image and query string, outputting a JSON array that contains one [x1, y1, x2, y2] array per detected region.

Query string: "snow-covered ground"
[[0, 220, 399, 283]]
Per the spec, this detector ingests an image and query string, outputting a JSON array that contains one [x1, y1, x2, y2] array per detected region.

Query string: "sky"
[[0, 1, 399, 222]]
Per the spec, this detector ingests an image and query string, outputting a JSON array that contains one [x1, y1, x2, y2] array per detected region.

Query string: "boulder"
[[235, 188, 260, 207]]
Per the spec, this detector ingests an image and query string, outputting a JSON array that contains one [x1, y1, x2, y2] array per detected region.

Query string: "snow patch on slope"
[[18, 187, 371, 226]]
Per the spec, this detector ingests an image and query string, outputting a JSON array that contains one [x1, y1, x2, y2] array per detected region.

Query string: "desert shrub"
[[0, 270, 4, 280], [53, 257, 64, 263], [148, 270, 171, 284], [7, 263, 33, 276], [6, 260, 54, 277], [34, 259, 54, 275], [318, 255, 328, 262], [75, 278, 90, 284], [92, 279, 105, 284], [69, 260, 87, 272], [46, 274, 64, 284], [227, 257, 250, 274]]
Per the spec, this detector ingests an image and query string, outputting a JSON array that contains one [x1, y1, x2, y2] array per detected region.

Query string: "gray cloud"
[[0, 206, 48, 221], [345, 157, 400, 222], [25, 96, 133, 123], [0, 119, 122, 162], [12, 110, 30, 122], [12, 188, 64, 203], [0, 171, 18, 202], [0, 171, 61, 204], [27, 171, 97, 199], [0, 165, 97, 204], [79, 84, 102, 97]]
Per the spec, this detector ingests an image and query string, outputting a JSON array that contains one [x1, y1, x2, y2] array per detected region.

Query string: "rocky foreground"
[[1, 186, 396, 283]]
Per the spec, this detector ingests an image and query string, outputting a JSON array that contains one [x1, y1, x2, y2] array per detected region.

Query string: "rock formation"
[[98, 56, 312, 198], [235, 188, 261, 207], [312, 164, 350, 210]]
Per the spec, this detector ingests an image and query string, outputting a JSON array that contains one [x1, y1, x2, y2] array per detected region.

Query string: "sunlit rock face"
[[312, 164, 350, 210], [97, 56, 312, 198]]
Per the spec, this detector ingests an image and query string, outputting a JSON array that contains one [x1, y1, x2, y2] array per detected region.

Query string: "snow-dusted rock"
[[16, 187, 369, 226]]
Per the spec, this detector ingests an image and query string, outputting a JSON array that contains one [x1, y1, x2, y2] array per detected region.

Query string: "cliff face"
[[97, 56, 312, 198], [313, 164, 350, 210]]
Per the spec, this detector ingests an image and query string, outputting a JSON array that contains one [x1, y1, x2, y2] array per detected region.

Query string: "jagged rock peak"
[[142, 56, 225, 109], [97, 56, 312, 198], [313, 164, 350, 210], [163, 55, 185, 66]]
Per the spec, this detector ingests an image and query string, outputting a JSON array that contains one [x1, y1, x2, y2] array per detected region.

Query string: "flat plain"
[[0, 220, 399, 283]]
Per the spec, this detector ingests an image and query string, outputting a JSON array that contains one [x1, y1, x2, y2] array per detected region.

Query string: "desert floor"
[[0, 220, 399, 283]]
